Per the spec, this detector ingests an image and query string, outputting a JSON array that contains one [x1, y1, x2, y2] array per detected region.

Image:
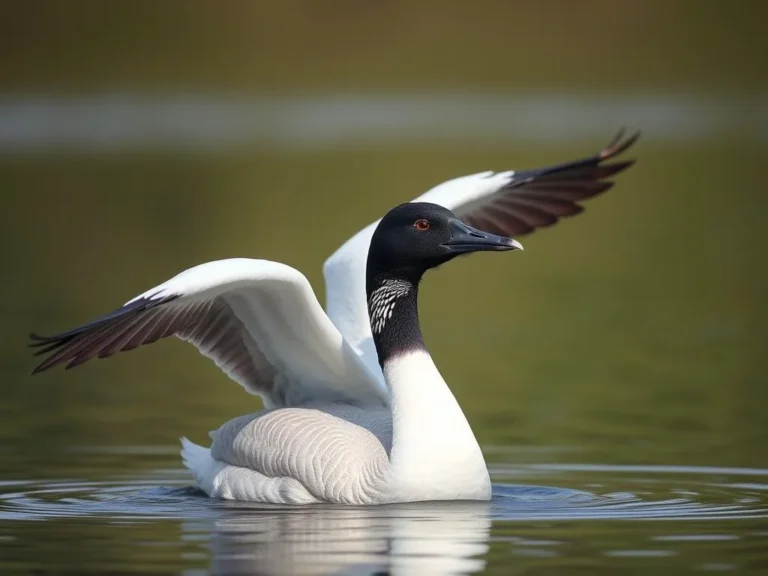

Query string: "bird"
[[29, 130, 639, 504]]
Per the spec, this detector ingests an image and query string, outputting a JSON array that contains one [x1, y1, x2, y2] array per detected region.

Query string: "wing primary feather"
[[526, 160, 635, 183], [458, 129, 639, 238], [604, 126, 627, 151], [29, 294, 179, 374], [96, 308, 171, 359], [510, 193, 585, 217], [496, 200, 558, 228], [601, 128, 641, 159], [29, 294, 179, 347], [507, 129, 640, 189], [99, 306, 180, 357], [123, 306, 180, 351], [32, 316, 138, 373]]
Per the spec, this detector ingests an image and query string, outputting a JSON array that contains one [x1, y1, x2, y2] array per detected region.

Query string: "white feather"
[[121, 258, 389, 408]]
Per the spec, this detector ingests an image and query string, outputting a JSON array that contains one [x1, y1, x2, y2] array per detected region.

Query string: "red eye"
[[414, 219, 430, 231]]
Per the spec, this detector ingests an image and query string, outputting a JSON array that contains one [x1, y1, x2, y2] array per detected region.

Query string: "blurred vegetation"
[[0, 1, 766, 93]]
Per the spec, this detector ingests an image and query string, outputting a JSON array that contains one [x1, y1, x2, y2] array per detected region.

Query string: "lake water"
[[1, 447, 767, 574], [1, 93, 766, 573]]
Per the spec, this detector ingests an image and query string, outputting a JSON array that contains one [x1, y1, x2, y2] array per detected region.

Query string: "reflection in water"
[[198, 502, 490, 575], [1, 460, 767, 574]]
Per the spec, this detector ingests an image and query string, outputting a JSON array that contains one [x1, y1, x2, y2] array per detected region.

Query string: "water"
[[1, 447, 767, 574]]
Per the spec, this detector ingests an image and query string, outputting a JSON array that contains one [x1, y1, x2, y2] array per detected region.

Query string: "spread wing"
[[420, 128, 639, 236], [323, 129, 639, 376], [30, 259, 387, 408]]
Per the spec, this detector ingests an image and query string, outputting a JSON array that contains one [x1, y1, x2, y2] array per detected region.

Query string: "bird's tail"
[[180, 437, 217, 495]]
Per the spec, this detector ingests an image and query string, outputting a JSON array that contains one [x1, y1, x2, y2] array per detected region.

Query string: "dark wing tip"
[[29, 332, 59, 348], [29, 293, 179, 375], [484, 127, 640, 238], [507, 127, 641, 190], [597, 158, 636, 180], [600, 128, 641, 160]]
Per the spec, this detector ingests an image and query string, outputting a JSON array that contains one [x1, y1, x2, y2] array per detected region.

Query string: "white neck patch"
[[368, 279, 411, 335]]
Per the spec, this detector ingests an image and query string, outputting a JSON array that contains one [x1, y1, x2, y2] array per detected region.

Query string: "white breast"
[[384, 351, 491, 501]]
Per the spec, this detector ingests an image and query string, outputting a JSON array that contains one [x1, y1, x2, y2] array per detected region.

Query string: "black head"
[[365, 202, 522, 364], [366, 202, 522, 290]]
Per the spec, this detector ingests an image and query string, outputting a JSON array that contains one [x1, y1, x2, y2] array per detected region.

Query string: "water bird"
[[29, 130, 638, 504]]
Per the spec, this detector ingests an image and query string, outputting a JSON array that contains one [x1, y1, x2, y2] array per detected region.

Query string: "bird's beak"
[[441, 219, 524, 253]]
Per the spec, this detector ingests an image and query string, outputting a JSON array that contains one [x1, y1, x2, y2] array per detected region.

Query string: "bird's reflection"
[[185, 500, 491, 575]]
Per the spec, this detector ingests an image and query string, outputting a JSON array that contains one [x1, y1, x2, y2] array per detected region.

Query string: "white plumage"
[[30, 130, 638, 504]]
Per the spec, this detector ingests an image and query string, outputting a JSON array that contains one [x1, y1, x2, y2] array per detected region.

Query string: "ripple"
[[488, 463, 768, 521], [0, 463, 766, 523], [1, 463, 764, 576]]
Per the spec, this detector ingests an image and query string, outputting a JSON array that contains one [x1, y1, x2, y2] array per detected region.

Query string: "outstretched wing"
[[420, 129, 639, 235], [323, 129, 639, 376], [30, 259, 387, 408]]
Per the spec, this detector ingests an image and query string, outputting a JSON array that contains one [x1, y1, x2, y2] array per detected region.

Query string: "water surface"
[[1, 446, 767, 574]]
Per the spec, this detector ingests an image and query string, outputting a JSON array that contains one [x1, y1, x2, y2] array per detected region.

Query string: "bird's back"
[[209, 403, 393, 504]]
